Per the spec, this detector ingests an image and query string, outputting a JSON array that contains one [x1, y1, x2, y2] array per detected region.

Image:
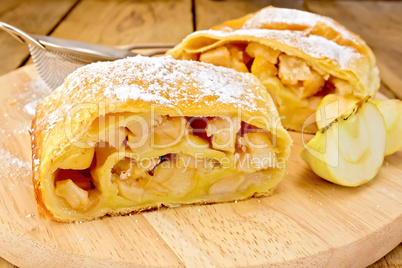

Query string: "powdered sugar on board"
[[23, 80, 51, 116], [188, 29, 360, 68], [0, 79, 51, 137], [242, 7, 358, 44], [0, 148, 31, 181]]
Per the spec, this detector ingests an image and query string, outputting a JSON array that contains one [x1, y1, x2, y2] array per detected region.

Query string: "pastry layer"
[[31, 56, 291, 222], [167, 6, 380, 133]]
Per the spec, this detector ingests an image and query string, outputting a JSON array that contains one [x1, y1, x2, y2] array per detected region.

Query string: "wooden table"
[[0, 0, 400, 267]]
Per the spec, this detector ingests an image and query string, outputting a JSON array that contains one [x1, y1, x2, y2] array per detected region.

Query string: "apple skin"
[[316, 94, 360, 130], [301, 101, 386, 187], [370, 99, 402, 155], [316, 95, 402, 156]]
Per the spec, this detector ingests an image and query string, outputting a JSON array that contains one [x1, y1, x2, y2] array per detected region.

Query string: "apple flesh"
[[301, 101, 386, 187], [316, 94, 359, 130], [316, 94, 402, 156], [370, 99, 402, 155]]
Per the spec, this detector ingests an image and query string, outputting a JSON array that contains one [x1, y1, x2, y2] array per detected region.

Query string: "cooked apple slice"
[[370, 99, 402, 155], [55, 179, 90, 209], [300, 101, 386, 186]]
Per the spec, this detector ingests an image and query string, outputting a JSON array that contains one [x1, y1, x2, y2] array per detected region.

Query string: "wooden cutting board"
[[0, 65, 401, 268]]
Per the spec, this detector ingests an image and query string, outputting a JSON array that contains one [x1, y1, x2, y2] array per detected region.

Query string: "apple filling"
[[199, 42, 353, 97], [184, 42, 355, 131], [54, 169, 99, 211], [53, 115, 285, 211]]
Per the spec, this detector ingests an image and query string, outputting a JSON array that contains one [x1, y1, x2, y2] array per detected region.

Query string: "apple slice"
[[370, 99, 402, 155], [317, 94, 402, 156], [316, 94, 360, 129], [300, 100, 386, 186]]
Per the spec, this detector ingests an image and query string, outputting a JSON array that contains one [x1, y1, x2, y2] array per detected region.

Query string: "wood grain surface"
[[194, 0, 304, 30], [50, 0, 193, 44], [307, 2, 402, 264], [0, 65, 401, 267], [0, 0, 79, 75], [0, 0, 401, 267], [306, 0, 402, 100]]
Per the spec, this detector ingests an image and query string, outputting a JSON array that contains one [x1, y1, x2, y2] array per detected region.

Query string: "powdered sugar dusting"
[[0, 148, 31, 180], [190, 29, 360, 68], [24, 99, 42, 116], [243, 7, 357, 43], [34, 91, 72, 141], [0, 79, 50, 139], [108, 85, 170, 104], [70, 56, 265, 110], [23, 80, 51, 116], [34, 56, 272, 140]]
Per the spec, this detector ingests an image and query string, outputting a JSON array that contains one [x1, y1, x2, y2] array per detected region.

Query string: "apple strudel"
[[167, 6, 380, 132], [31, 56, 291, 222]]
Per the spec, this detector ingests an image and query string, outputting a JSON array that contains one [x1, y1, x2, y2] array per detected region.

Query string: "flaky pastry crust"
[[31, 56, 291, 222], [167, 6, 380, 132]]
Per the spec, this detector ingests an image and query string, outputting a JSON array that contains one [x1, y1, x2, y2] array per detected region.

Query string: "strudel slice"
[[31, 56, 291, 222], [167, 6, 380, 132]]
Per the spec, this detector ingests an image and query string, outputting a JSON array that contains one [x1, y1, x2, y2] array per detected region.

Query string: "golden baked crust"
[[167, 6, 380, 133], [31, 56, 291, 222]]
